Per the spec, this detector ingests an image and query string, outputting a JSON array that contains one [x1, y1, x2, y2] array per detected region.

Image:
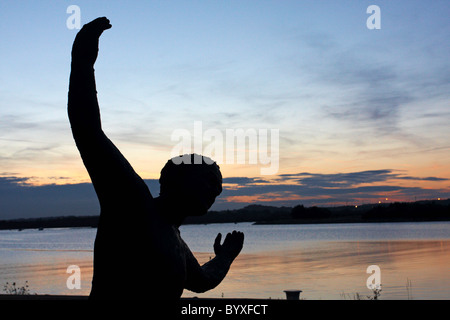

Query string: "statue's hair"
[[159, 154, 222, 196]]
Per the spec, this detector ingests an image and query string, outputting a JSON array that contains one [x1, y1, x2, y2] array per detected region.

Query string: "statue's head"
[[159, 154, 222, 217]]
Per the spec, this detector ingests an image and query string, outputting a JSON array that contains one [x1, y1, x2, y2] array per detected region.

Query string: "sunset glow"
[[1, 0, 449, 219]]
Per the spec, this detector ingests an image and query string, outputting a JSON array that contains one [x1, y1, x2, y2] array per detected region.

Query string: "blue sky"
[[0, 1, 449, 218]]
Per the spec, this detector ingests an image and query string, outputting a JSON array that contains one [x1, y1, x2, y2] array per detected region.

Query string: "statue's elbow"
[[185, 277, 220, 294]]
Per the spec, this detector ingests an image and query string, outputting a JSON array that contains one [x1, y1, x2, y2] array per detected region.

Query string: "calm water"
[[0, 222, 449, 299]]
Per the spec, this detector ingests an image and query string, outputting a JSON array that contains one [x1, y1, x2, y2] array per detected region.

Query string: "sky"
[[0, 0, 449, 219]]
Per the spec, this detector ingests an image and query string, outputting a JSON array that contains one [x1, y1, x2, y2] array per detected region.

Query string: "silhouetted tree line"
[[362, 201, 450, 221], [291, 205, 331, 219], [0, 216, 98, 230], [1, 200, 449, 230], [184, 205, 292, 224]]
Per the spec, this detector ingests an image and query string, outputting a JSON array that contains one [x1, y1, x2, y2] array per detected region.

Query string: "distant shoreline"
[[1, 199, 449, 231], [253, 216, 450, 225]]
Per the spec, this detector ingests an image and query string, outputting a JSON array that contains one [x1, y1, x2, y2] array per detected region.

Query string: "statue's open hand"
[[214, 231, 244, 260], [71, 17, 112, 66]]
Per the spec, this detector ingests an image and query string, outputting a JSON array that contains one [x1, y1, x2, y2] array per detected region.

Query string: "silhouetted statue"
[[68, 17, 244, 300]]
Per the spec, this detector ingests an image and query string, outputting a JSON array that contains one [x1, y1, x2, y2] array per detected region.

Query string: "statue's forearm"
[[185, 253, 234, 293], [68, 17, 111, 136], [202, 254, 234, 288], [68, 64, 102, 136]]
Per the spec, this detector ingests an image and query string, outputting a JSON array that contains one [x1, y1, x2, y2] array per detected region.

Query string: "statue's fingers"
[[214, 233, 222, 252]]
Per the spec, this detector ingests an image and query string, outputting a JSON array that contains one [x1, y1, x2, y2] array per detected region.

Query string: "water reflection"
[[183, 240, 450, 300], [0, 251, 93, 296], [1, 225, 449, 299]]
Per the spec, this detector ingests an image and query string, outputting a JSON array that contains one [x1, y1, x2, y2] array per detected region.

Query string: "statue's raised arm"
[[68, 17, 150, 211]]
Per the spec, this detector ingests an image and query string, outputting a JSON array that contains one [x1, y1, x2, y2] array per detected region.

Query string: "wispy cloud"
[[277, 170, 448, 187], [215, 169, 449, 209], [288, 28, 449, 142]]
